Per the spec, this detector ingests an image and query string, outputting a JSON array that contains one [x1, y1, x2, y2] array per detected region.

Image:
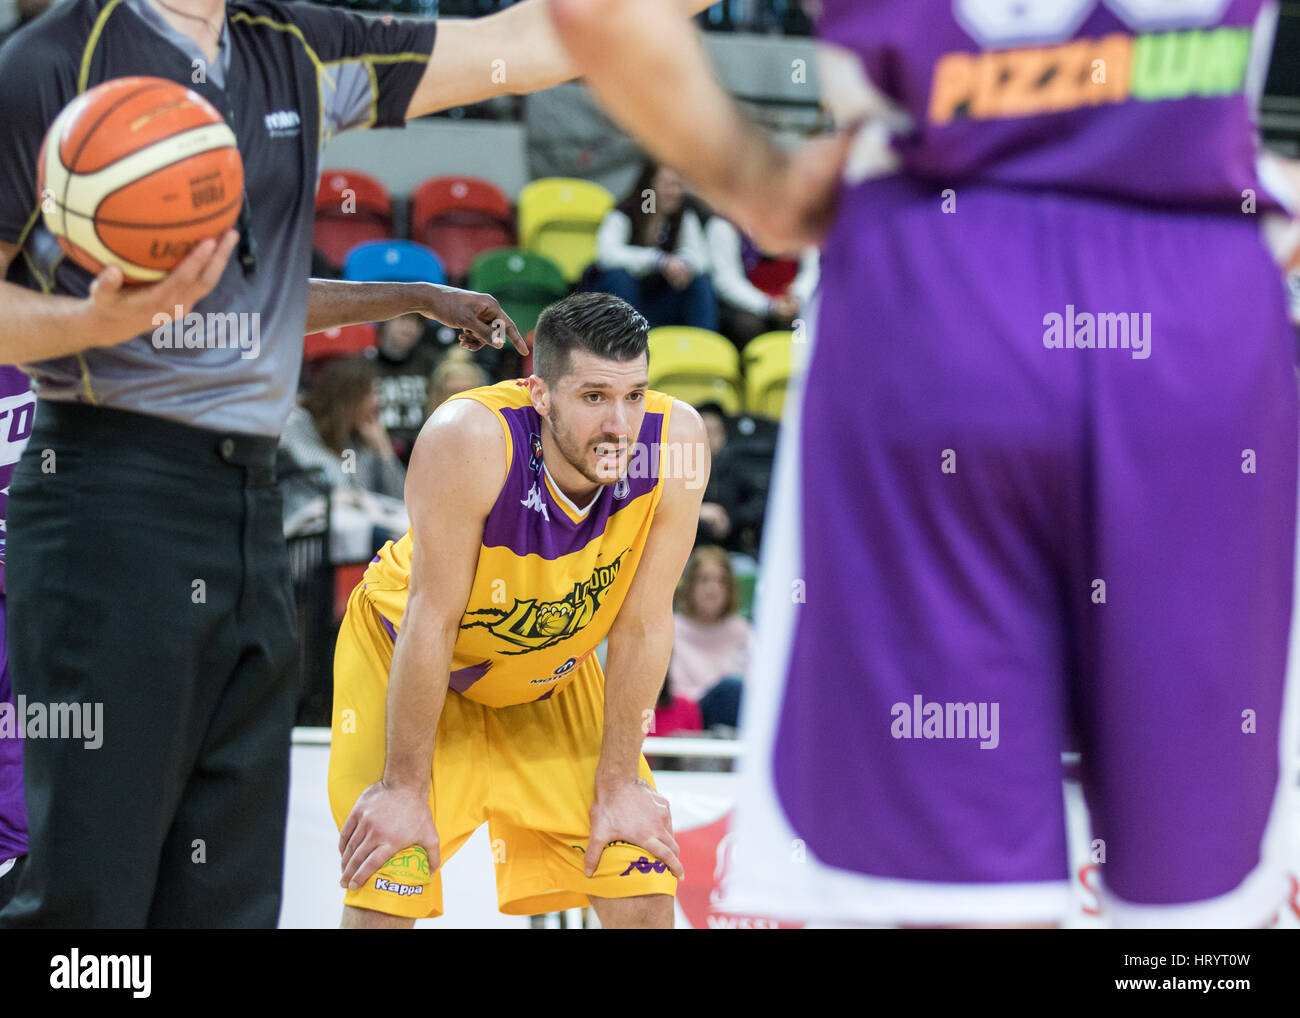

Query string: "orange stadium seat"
[[313, 169, 394, 270], [410, 175, 515, 283]]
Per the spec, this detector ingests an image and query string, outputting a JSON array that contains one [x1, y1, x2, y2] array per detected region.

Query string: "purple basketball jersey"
[[815, 0, 1284, 211], [0, 364, 33, 863]]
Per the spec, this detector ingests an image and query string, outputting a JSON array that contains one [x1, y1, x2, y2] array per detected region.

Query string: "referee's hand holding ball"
[[86, 229, 240, 348]]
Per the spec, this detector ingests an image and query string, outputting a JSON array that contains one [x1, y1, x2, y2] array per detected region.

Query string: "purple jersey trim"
[[479, 404, 666, 561]]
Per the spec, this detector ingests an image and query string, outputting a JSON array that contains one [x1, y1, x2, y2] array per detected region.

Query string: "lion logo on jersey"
[[462, 549, 629, 653]]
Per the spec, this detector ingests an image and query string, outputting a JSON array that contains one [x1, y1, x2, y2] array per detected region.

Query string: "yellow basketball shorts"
[[328, 583, 678, 919]]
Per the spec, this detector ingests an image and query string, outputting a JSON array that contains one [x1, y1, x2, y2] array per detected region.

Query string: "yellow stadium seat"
[[647, 327, 743, 415], [743, 331, 804, 419], [517, 177, 615, 283]]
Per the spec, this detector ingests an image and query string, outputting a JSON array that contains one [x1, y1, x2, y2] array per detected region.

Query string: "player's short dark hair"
[[533, 292, 649, 385]]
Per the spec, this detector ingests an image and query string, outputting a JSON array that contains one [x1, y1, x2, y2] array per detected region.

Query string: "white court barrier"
[[282, 730, 1300, 929]]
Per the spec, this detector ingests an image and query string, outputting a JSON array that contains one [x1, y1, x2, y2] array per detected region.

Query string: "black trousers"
[[0, 401, 298, 928]]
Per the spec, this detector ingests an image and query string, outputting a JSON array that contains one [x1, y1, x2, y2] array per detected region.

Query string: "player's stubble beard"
[[546, 399, 624, 488]]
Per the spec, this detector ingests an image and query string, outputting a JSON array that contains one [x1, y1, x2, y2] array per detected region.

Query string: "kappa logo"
[[264, 109, 301, 138], [374, 877, 423, 897], [620, 856, 670, 876], [521, 482, 550, 522]]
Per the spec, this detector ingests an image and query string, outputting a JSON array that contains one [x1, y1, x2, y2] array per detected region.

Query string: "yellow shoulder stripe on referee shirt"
[[78, 0, 127, 94]]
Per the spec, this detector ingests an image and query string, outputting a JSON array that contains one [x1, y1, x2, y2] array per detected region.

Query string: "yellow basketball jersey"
[[361, 379, 676, 708]]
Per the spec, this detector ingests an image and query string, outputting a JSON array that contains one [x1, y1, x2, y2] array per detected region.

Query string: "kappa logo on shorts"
[[620, 856, 669, 876], [374, 877, 424, 897]]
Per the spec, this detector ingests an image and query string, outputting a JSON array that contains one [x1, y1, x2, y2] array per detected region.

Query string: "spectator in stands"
[[707, 216, 818, 350], [427, 348, 490, 414], [279, 356, 406, 528], [659, 546, 753, 732], [707, 411, 777, 557], [369, 313, 441, 465], [652, 673, 702, 737], [695, 402, 732, 546], [594, 160, 717, 331]]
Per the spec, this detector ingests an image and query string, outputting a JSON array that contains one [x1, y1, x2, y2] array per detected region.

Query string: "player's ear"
[[527, 374, 550, 417]]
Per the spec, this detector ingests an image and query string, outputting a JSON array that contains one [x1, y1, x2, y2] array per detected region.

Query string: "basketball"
[[36, 76, 243, 283]]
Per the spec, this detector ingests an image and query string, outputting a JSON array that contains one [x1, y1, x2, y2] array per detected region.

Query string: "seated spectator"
[[657, 546, 753, 733], [693, 406, 775, 558], [695, 402, 733, 546], [652, 675, 702, 737], [279, 356, 407, 555], [593, 160, 717, 331], [707, 216, 818, 350], [427, 349, 490, 415], [368, 313, 441, 465]]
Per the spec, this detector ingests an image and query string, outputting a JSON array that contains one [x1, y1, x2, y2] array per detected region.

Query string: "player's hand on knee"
[[583, 777, 682, 880], [85, 229, 240, 347], [338, 780, 440, 892]]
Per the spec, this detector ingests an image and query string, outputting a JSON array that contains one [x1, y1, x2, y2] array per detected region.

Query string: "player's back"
[[818, 0, 1283, 211], [363, 379, 677, 708]]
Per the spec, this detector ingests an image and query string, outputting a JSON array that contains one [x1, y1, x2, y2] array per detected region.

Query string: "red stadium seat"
[[313, 169, 394, 270], [410, 175, 515, 283], [303, 323, 377, 362], [334, 562, 369, 622]]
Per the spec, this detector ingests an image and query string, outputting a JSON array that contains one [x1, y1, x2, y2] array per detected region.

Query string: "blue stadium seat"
[[342, 240, 447, 285]]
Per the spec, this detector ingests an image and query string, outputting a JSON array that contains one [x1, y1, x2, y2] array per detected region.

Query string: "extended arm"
[[583, 400, 710, 878], [404, 0, 719, 119], [306, 279, 528, 354], [549, 0, 856, 252], [0, 234, 237, 365]]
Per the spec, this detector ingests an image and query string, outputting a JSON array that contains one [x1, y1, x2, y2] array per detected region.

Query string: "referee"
[[0, 0, 706, 928]]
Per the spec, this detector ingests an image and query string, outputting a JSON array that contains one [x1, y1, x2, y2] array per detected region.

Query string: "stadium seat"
[[517, 177, 614, 283], [743, 330, 803, 419], [729, 552, 759, 620], [466, 249, 568, 337], [313, 169, 393, 271], [342, 240, 446, 285], [646, 326, 742, 414], [410, 175, 515, 283], [303, 323, 377, 362]]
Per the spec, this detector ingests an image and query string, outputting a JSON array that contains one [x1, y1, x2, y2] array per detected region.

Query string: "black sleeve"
[[274, 2, 439, 135], [0, 29, 80, 246]]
